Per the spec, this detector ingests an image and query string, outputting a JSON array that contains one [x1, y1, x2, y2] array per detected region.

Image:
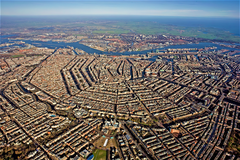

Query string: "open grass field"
[[93, 149, 107, 160], [88, 21, 240, 42], [11, 55, 24, 58], [93, 136, 117, 149], [3, 16, 239, 43]]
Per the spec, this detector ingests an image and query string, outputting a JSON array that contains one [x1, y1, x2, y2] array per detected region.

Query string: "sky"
[[1, 0, 239, 18]]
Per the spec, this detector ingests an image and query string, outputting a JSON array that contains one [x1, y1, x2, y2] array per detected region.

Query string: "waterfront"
[[1, 36, 240, 56]]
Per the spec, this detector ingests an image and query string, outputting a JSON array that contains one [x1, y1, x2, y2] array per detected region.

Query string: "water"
[[1, 37, 240, 56], [1, 15, 239, 36], [1, 16, 239, 55], [151, 16, 240, 36], [0, 34, 18, 43], [1, 32, 240, 56]]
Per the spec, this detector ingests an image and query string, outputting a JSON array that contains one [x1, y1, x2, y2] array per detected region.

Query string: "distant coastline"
[[1, 15, 239, 37]]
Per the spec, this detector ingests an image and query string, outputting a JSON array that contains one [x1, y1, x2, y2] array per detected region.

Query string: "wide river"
[[1, 35, 240, 56]]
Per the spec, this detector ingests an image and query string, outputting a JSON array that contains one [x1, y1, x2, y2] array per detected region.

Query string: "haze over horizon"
[[1, 0, 239, 18]]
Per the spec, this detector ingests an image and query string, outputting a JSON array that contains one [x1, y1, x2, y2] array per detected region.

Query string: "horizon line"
[[1, 14, 239, 18]]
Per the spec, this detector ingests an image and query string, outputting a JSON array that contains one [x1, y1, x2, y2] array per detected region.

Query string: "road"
[[12, 117, 55, 160]]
